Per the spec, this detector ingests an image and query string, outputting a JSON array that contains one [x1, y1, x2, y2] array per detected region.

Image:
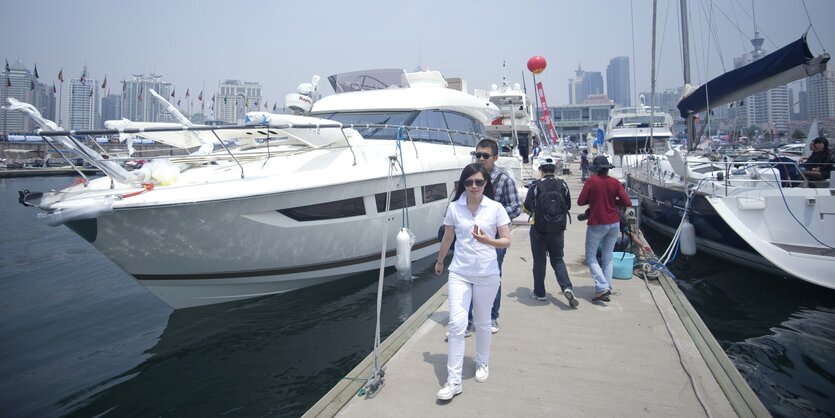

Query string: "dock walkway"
[[305, 160, 769, 417]]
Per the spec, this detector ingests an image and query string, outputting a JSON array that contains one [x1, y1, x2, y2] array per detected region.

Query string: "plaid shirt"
[[490, 166, 522, 219]]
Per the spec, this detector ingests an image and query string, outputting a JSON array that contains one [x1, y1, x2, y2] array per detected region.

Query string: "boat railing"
[[35, 123, 495, 183], [625, 152, 832, 196]]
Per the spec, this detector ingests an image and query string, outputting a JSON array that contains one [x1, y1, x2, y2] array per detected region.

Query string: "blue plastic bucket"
[[612, 252, 635, 280]]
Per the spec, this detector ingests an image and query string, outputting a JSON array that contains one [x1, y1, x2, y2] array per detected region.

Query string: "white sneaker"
[[475, 364, 489, 383], [490, 319, 499, 334], [529, 290, 547, 301], [564, 289, 579, 308], [436, 382, 463, 400]]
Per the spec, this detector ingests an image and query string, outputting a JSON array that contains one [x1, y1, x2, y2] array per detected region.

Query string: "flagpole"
[[2, 74, 7, 138], [58, 69, 64, 128]]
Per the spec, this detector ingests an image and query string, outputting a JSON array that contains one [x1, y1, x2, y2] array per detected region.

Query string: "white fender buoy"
[[395, 227, 415, 280], [679, 218, 697, 256]]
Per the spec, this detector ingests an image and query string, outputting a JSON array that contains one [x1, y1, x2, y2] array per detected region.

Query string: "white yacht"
[[11, 69, 500, 308], [603, 103, 674, 181]]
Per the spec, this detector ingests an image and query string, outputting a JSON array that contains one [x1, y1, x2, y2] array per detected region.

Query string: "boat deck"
[[304, 160, 769, 418]]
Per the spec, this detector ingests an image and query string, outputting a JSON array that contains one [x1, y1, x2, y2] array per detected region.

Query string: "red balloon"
[[527, 56, 547, 74]]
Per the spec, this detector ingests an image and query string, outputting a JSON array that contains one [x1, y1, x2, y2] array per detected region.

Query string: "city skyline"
[[2, 0, 834, 114]]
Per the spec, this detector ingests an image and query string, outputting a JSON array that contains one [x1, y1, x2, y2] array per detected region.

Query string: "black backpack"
[[533, 177, 569, 233]]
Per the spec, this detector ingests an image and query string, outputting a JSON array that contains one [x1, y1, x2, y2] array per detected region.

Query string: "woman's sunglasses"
[[464, 179, 485, 187], [473, 152, 495, 160]]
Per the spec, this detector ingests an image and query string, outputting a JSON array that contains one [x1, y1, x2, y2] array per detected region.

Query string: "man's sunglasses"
[[473, 152, 495, 160], [464, 179, 485, 187]]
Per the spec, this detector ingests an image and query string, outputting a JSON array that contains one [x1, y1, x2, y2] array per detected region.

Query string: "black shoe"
[[592, 290, 611, 302]]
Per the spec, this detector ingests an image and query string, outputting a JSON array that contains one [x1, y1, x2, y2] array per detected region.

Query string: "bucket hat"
[[591, 155, 614, 171]]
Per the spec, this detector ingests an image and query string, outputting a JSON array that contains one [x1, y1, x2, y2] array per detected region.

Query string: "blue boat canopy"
[[677, 35, 830, 118]]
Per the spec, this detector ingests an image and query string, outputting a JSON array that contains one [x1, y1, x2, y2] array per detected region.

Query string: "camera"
[[577, 208, 590, 222]]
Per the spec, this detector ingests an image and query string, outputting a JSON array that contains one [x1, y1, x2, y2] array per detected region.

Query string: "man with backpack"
[[523, 156, 579, 308]]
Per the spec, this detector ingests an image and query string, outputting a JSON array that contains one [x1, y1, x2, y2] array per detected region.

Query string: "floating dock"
[[304, 159, 769, 417]]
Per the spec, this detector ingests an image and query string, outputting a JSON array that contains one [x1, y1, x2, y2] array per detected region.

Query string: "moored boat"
[[11, 68, 501, 308], [624, 2, 833, 290]]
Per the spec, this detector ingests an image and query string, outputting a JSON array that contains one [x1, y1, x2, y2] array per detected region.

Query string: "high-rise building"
[[582, 72, 604, 104], [568, 65, 603, 105], [215, 80, 263, 124], [607, 56, 630, 107], [808, 69, 835, 120], [120, 74, 174, 123], [67, 67, 99, 131], [734, 32, 790, 134], [1, 60, 36, 134], [34, 81, 57, 123], [568, 65, 585, 105], [798, 90, 809, 121], [101, 94, 122, 124]]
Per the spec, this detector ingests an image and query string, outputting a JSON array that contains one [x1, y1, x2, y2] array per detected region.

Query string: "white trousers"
[[446, 271, 501, 385]]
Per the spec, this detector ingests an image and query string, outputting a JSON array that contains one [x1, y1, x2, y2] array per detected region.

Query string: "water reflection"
[[64, 257, 444, 417]]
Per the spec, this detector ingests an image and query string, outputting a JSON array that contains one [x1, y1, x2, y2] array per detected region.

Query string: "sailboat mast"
[[680, 0, 697, 151]]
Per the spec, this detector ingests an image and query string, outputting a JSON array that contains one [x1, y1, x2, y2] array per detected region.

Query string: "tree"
[[792, 129, 805, 139]]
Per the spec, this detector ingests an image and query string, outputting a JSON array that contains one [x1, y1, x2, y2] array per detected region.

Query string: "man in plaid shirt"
[[468, 138, 522, 334]]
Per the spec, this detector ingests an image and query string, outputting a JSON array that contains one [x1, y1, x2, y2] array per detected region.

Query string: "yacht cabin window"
[[375, 188, 417, 213], [422, 183, 448, 204], [278, 197, 366, 221]]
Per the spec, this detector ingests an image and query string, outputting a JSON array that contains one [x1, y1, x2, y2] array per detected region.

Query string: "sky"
[[2, 0, 834, 113]]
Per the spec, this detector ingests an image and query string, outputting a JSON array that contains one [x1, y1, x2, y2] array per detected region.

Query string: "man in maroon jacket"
[[577, 156, 632, 302]]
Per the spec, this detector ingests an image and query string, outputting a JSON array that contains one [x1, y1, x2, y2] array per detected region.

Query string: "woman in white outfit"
[[435, 163, 511, 400]]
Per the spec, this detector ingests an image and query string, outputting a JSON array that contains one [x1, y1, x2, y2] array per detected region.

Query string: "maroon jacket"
[[577, 173, 631, 225]]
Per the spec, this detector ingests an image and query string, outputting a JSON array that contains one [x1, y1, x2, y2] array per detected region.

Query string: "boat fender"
[[679, 218, 697, 256], [394, 227, 415, 280], [38, 198, 114, 227]]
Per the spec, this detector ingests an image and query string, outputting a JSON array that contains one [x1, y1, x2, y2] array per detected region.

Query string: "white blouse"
[[443, 193, 511, 278]]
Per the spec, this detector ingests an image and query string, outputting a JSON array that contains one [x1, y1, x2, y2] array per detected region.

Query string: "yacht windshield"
[[318, 112, 414, 139], [313, 110, 483, 147], [617, 116, 667, 128], [611, 136, 670, 155]]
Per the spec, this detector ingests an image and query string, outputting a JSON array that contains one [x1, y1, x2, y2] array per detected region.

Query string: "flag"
[[89, 88, 93, 98], [185, 88, 189, 98], [272, 103, 277, 112], [122, 79, 126, 93], [58, 68, 63, 82], [264, 101, 268, 109], [171, 89, 175, 98], [211, 94, 215, 102], [34, 64, 39, 79], [52, 82, 56, 93], [198, 90, 203, 101], [6, 77, 10, 88], [223, 97, 227, 104], [101, 76, 107, 89], [177, 99, 181, 106], [30, 79, 35, 90], [138, 85, 143, 101], [4, 59, 9, 72]]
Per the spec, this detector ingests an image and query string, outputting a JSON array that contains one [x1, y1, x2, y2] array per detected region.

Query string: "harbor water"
[[642, 228, 835, 418], [1, 175, 833, 417]]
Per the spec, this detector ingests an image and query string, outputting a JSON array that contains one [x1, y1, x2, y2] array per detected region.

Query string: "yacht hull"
[[627, 175, 835, 289], [65, 172, 456, 309]]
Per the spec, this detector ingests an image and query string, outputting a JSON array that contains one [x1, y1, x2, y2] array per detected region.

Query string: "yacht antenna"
[[502, 60, 507, 85]]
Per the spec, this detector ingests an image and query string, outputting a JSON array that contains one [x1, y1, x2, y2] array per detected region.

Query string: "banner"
[[535, 82, 559, 144]]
